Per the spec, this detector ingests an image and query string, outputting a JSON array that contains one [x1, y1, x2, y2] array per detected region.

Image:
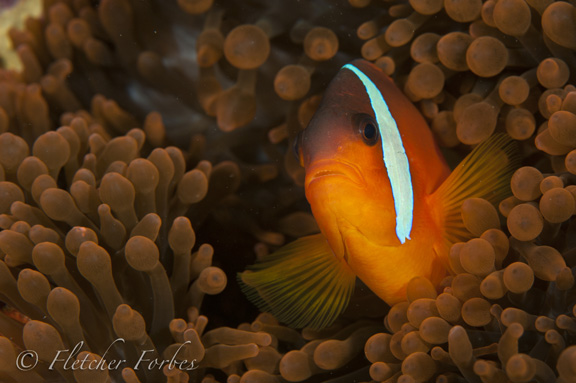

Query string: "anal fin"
[[238, 233, 356, 329]]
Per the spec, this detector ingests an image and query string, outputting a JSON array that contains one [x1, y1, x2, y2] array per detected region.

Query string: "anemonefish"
[[239, 59, 517, 329]]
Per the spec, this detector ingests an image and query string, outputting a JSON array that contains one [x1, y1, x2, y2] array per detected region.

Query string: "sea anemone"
[[0, 0, 575, 382]]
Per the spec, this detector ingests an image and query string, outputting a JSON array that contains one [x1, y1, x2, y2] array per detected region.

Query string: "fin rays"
[[238, 234, 356, 329], [433, 134, 520, 245]]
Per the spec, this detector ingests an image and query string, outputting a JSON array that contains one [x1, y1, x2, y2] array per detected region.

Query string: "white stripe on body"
[[342, 63, 414, 244]]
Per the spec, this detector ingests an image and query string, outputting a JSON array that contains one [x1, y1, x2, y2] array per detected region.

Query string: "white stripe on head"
[[342, 63, 414, 244]]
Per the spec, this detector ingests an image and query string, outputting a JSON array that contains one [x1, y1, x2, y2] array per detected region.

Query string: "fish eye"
[[357, 115, 379, 146]]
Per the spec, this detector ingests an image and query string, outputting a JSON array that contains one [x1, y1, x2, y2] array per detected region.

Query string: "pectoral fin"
[[431, 133, 520, 244], [238, 233, 356, 329]]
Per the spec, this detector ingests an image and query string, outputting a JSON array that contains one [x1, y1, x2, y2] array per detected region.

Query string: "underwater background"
[[0, 0, 575, 382]]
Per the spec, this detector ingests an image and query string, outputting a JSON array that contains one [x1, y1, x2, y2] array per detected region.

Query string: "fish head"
[[297, 63, 402, 259]]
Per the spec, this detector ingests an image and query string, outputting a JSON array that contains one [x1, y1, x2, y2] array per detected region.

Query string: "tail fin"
[[431, 133, 520, 245], [238, 234, 356, 329]]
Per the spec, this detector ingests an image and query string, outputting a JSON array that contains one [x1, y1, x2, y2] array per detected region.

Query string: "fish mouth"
[[305, 160, 365, 188]]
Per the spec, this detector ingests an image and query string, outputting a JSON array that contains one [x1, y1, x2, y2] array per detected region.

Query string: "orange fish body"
[[301, 59, 451, 304], [240, 59, 517, 329]]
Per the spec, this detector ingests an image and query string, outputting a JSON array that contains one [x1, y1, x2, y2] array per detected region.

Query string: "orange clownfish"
[[239, 59, 517, 329]]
